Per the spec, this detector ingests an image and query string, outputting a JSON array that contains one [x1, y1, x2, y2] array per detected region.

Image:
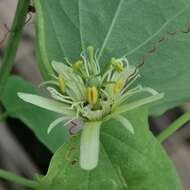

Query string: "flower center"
[[46, 46, 158, 122], [87, 86, 98, 105]]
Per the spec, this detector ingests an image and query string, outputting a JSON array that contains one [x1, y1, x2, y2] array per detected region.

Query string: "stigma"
[[111, 58, 124, 72]]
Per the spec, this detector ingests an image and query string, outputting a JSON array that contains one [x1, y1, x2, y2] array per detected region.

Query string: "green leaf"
[[36, 108, 182, 190], [34, 0, 82, 79], [34, 0, 190, 115], [1, 76, 68, 152]]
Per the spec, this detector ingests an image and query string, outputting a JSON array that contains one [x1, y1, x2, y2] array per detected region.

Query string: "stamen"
[[80, 52, 90, 77], [118, 57, 129, 67], [87, 86, 98, 105], [47, 87, 73, 104], [111, 58, 124, 72], [113, 79, 124, 94], [87, 46, 99, 75], [101, 67, 113, 82], [72, 60, 83, 69], [120, 74, 140, 94], [108, 69, 114, 81], [113, 85, 144, 108], [64, 57, 72, 66], [100, 89, 110, 100], [94, 48, 101, 73], [58, 74, 65, 93]]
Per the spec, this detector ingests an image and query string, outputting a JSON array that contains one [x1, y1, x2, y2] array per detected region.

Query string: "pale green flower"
[[18, 46, 164, 170]]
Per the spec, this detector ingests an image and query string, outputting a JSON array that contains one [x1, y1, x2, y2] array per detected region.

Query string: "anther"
[[111, 58, 124, 72], [87, 86, 98, 105], [58, 74, 65, 93], [72, 60, 83, 69], [113, 79, 124, 94]]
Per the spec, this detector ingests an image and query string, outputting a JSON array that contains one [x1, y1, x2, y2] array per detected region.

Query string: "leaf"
[[34, 0, 82, 79], [36, 108, 182, 190], [34, 0, 190, 115], [1, 76, 68, 152]]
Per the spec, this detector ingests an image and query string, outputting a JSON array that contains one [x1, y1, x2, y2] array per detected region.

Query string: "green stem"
[[0, 0, 30, 97], [157, 111, 190, 143], [0, 169, 37, 188]]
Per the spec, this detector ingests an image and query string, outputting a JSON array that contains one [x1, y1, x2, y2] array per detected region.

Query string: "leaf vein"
[[97, 0, 124, 60]]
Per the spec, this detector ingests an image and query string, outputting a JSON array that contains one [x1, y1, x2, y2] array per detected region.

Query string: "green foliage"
[[35, 0, 190, 115], [1, 76, 67, 152], [2, 0, 190, 189], [36, 109, 182, 190], [1, 77, 182, 189]]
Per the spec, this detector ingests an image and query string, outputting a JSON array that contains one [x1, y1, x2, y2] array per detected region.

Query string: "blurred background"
[[0, 1, 190, 189]]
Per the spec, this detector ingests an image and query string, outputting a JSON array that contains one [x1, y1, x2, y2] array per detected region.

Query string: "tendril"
[[128, 20, 190, 80]]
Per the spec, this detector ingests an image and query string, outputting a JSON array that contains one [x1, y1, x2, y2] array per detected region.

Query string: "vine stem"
[[157, 111, 190, 143], [0, 169, 37, 188], [0, 1, 37, 188], [0, 0, 30, 97]]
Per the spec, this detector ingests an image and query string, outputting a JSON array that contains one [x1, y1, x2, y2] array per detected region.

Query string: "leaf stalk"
[[157, 111, 190, 143], [0, 0, 30, 97], [0, 169, 37, 188]]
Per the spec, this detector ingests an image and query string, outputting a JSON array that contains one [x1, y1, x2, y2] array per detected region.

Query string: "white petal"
[[17, 93, 74, 116], [47, 116, 70, 134], [80, 121, 102, 170], [141, 87, 160, 95], [38, 80, 58, 88], [51, 61, 72, 74], [113, 115, 134, 134], [115, 93, 164, 114]]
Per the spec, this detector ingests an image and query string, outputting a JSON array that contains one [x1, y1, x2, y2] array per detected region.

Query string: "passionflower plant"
[[18, 46, 164, 170]]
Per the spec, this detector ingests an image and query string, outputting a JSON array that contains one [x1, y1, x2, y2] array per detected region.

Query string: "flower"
[[18, 46, 164, 170]]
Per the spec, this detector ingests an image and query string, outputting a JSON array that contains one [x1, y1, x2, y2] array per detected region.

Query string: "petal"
[[80, 121, 102, 170], [17, 92, 75, 116], [113, 115, 134, 134], [38, 80, 58, 87], [51, 60, 72, 75], [47, 116, 70, 134], [115, 93, 164, 114], [52, 61, 86, 101], [47, 87, 72, 104]]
